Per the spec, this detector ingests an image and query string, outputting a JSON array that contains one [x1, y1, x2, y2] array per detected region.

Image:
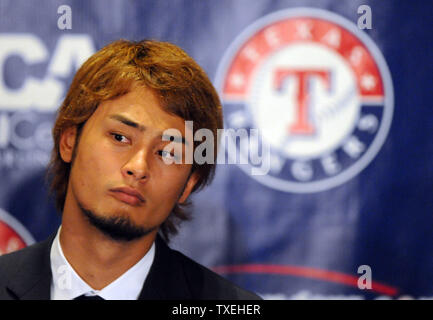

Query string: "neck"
[[59, 204, 156, 290]]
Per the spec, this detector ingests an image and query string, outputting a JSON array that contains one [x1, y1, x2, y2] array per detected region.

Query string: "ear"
[[178, 171, 200, 204], [59, 126, 78, 163]]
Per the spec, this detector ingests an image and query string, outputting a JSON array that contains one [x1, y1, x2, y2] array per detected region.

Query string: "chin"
[[80, 205, 155, 242]]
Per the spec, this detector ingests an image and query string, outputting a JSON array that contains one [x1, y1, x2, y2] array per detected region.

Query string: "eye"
[[110, 133, 130, 144], [158, 150, 177, 161], [158, 150, 173, 158]]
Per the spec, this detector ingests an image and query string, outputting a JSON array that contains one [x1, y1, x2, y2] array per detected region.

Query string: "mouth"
[[109, 187, 145, 206]]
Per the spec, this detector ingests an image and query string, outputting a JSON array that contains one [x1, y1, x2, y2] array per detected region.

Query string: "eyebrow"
[[109, 114, 145, 131], [108, 114, 188, 145]]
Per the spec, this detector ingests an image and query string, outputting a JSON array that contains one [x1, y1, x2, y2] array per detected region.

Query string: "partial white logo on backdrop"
[[0, 34, 95, 170]]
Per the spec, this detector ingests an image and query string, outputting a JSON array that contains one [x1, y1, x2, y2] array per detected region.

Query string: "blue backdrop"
[[0, 0, 432, 299]]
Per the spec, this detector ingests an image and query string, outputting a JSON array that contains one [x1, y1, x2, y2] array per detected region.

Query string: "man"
[[0, 40, 260, 300]]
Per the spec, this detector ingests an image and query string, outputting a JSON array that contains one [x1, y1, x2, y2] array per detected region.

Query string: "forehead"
[[89, 86, 188, 135]]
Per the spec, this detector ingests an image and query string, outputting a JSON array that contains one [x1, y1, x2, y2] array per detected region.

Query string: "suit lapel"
[[138, 235, 191, 300], [6, 234, 54, 300]]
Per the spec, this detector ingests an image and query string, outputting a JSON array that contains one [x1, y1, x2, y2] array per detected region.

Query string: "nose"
[[121, 149, 150, 182]]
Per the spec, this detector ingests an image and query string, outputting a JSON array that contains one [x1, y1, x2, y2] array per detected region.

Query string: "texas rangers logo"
[[215, 8, 394, 193], [0, 208, 34, 255]]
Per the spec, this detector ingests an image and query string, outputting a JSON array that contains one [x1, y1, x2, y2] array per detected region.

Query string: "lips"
[[109, 187, 145, 206]]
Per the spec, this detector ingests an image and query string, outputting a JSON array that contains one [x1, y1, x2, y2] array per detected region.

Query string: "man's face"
[[60, 86, 197, 240]]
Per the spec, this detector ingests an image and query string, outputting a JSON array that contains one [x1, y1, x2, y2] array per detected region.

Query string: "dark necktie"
[[74, 294, 105, 300]]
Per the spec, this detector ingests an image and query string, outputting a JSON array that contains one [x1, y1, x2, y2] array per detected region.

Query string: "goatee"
[[79, 204, 154, 242]]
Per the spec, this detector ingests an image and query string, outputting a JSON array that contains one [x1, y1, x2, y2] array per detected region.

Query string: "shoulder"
[[168, 247, 261, 300], [0, 246, 32, 283], [0, 244, 38, 299], [0, 237, 53, 287]]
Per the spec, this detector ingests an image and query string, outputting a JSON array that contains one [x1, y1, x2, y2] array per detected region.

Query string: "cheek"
[[71, 141, 118, 191], [152, 168, 191, 202]]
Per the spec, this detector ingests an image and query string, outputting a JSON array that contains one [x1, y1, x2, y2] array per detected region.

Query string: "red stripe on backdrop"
[[212, 264, 399, 296]]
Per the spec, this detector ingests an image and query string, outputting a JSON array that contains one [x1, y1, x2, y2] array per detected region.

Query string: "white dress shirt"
[[50, 227, 155, 300]]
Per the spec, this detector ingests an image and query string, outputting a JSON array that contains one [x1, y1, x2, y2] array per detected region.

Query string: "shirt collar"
[[50, 227, 155, 300]]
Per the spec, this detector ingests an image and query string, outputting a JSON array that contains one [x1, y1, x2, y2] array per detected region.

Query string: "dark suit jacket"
[[0, 234, 260, 300]]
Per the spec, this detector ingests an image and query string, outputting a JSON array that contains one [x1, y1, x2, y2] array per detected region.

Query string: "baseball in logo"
[[0, 208, 34, 256], [215, 8, 393, 193]]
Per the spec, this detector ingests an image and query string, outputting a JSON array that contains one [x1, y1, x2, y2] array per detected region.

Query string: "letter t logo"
[[273, 68, 331, 135]]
